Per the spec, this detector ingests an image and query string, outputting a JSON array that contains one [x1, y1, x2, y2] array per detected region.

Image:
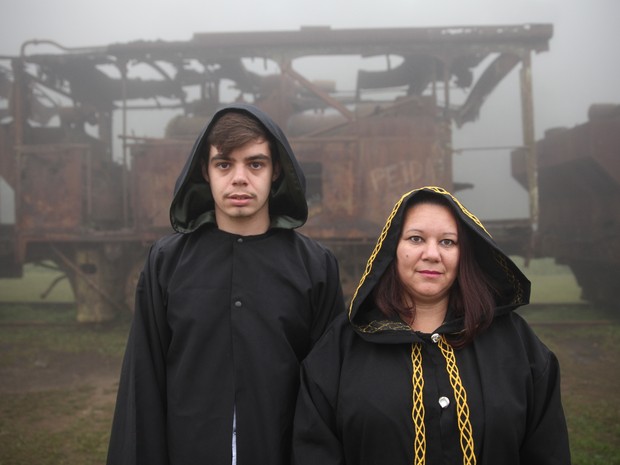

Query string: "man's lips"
[[227, 193, 254, 206]]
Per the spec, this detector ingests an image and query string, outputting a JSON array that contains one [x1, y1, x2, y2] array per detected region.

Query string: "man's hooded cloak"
[[293, 186, 570, 465], [169, 103, 309, 233], [107, 104, 344, 465]]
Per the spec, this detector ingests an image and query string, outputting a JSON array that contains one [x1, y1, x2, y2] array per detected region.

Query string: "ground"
[[0, 311, 128, 465], [0, 304, 619, 465], [0, 345, 121, 394]]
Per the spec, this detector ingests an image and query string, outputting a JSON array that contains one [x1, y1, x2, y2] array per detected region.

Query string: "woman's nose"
[[422, 242, 440, 260]]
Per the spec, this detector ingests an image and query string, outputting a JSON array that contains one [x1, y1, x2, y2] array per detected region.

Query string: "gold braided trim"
[[356, 319, 412, 333], [411, 344, 426, 465], [410, 339, 477, 465], [424, 186, 491, 238], [437, 336, 477, 465], [493, 250, 526, 304], [348, 190, 410, 319], [348, 186, 491, 320]]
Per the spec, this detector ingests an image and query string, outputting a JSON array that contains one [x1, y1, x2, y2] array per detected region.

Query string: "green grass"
[[0, 304, 129, 465], [0, 302, 75, 323], [511, 256, 584, 304], [564, 397, 620, 465], [0, 304, 129, 359], [518, 303, 616, 323], [520, 305, 620, 465], [0, 262, 74, 303], [0, 386, 114, 465]]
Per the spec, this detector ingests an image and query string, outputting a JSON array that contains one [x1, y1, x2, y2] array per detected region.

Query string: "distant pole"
[[520, 51, 539, 234], [120, 61, 129, 227]]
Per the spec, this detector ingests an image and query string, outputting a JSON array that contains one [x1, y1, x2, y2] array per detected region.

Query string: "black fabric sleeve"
[[292, 317, 350, 465], [512, 315, 571, 465], [106, 244, 171, 465], [520, 348, 571, 464], [310, 248, 345, 346], [292, 362, 344, 465]]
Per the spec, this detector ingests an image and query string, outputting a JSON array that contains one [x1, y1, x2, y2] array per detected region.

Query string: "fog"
[[1, 0, 618, 218]]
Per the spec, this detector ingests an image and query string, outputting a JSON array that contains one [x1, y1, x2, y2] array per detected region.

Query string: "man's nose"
[[232, 166, 248, 184]]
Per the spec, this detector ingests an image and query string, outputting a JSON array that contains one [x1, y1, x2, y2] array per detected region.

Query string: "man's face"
[[202, 139, 280, 235]]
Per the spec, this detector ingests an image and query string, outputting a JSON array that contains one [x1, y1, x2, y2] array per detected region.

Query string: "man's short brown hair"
[[206, 111, 276, 162]]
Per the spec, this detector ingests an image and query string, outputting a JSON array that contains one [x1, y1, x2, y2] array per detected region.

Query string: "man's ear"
[[201, 159, 209, 183], [272, 161, 281, 182]]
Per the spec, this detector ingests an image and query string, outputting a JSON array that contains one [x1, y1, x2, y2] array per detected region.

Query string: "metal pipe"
[[519, 51, 539, 233], [119, 61, 130, 227]]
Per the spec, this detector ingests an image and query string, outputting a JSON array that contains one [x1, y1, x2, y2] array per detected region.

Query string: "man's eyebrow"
[[209, 152, 229, 161], [210, 153, 270, 161], [245, 154, 271, 160]]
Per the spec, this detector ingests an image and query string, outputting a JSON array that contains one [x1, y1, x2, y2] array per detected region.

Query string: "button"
[[237, 238, 243, 243], [438, 396, 450, 409], [431, 333, 440, 343], [234, 301, 242, 308]]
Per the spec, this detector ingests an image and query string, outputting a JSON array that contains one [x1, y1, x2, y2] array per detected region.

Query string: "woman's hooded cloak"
[[348, 185, 531, 341], [293, 186, 570, 465]]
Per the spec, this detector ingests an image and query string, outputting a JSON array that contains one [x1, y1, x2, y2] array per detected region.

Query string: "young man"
[[107, 104, 345, 465]]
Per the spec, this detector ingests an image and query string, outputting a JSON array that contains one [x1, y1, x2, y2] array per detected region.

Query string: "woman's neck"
[[407, 300, 448, 333]]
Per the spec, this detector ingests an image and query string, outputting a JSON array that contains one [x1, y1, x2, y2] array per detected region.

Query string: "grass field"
[[0, 262, 74, 304], [0, 260, 618, 464], [0, 304, 128, 465]]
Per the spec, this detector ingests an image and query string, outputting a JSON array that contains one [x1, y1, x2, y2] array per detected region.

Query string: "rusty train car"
[[0, 25, 552, 321], [512, 103, 620, 308]]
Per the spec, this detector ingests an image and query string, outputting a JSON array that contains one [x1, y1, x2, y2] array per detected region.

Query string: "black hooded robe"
[[293, 186, 571, 465], [107, 104, 345, 465]]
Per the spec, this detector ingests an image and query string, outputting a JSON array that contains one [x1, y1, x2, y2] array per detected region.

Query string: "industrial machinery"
[[0, 25, 553, 321], [512, 103, 620, 308]]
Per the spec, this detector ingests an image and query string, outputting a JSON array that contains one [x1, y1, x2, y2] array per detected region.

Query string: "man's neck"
[[215, 217, 270, 236]]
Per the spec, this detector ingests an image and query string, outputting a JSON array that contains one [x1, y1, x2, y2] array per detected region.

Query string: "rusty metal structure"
[[0, 25, 553, 321], [512, 103, 620, 307]]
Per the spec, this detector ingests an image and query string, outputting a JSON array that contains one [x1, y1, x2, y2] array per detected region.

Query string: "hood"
[[169, 103, 308, 233], [348, 186, 531, 342]]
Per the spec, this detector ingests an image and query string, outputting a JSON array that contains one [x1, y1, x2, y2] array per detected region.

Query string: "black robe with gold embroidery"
[[107, 104, 345, 465], [293, 186, 570, 465]]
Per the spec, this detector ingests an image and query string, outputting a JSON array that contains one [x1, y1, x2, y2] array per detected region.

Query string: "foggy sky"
[[1, 0, 618, 219]]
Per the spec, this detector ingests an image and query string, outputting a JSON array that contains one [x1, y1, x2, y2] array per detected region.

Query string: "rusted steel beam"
[[186, 24, 554, 58], [282, 65, 355, 122], [455, 52, 521, 126], [14, 24, 552, 134], [19, 25, 547, 63]]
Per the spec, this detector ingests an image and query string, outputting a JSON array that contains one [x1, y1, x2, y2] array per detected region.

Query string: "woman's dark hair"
[[204, 111, 279, 166], [373, 193, 496, 347]]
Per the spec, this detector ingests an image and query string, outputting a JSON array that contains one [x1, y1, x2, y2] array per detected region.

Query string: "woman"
[[293, 186, 570, 465]]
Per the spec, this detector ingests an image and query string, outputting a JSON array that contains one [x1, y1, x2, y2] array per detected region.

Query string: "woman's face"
[[396, 202, 460, 307]]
